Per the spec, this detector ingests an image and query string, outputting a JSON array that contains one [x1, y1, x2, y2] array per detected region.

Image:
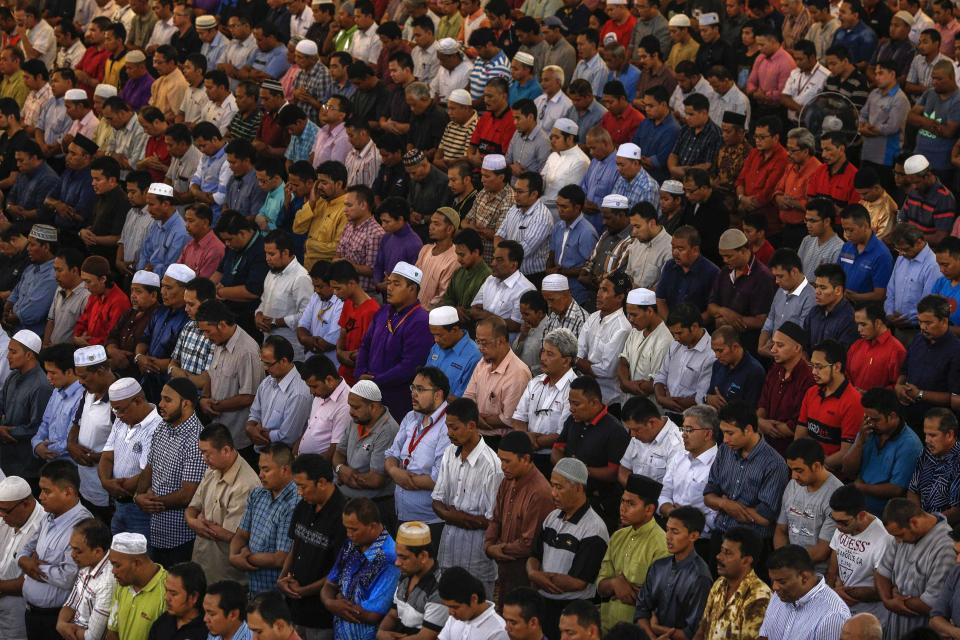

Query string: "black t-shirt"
[[557, 411, 630, 496], [91, 186, 131, 236], [147, 613, 208, 640], [287, 488, 347, 627]]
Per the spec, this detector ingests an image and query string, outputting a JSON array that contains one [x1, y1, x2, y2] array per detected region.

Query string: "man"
[[415, 208, 459, 310], [439, 230, 490, 319], [540, 119, 588, 210], [899, 155, 956, 246], [839, 614, 884, 640], [885, 223, 940, 332], [876, 498, 955, 637], [293, 160, 347, 270], [55, 518, 113, 640], [735, 117, 788, 220], [678, 170, 730, 268], [470, 241, 535, 335], [377, 521, 447, 639], [30, 343, 84, 465], [695, 527, 772, 639], [4, 224, 57, 336], [425, 306, 480, 399], [247, 591, 305, 640], [106, 532, 168, 639], [42, 251, 88, 348], [462, 154, 514, 262], [847, 303, 906, 391], [618, 396, 682, 484], [229, 443, 299, 595], [611, 143, 659, 212], [579, 195, 632, 295], [826, 485, 894, 621], [526, 457, 608, 639], [0, 329, 51, 479], [706, 326, 766, 409], [655, 226, 720, 319], [758, 544, 851, 640], [146, 561, 208, 639], [255, 233, 313, 360], [167, 276, 215, 389], [799, 198, 844, 283], [796, 340, 864, 468], [579, 127, 618, 221], [908, 60, 960, 177], [18, 461, 92, 637], [614, 205, 671, 292], [596, 473, 669, 631], [773, 129, 823, 249], [600, 81, 643, 146], [576, 272, 631, 408], [757, 249, 815, 358], [134, 262, 192, 401], [653, 304, 716, 415], [201, 581, 250, 640], [667, 93, 722, 180], [434, 567, 506, 640], [757, 322, 816, 454], [704, 402, 790, 573], [137, 183, 190, 276], [907, 409, 960, 523], [336, 185, 385, 293], [807, 132, 861, 215], [806, 264, 859, 349], [321, 497, 400, 640], [0, 475, 44, 640], [494, 172, 551, 281], [135, 378, 205, 566], [186, 422, 259, 584]]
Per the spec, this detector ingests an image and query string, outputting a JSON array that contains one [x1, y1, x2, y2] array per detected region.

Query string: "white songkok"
[[109, 377, 143, 401], [74, 345, 107, 367], [392, 261, 423, 285], [429, 306, 459, 326], [164, 264, 196, 283], [111, 532, 148, 555], [541, 274, 569, 291], [0, 476, 31, 500], [350, 380, 382, 402], [132, 270, 161, 287], [482, 154, 507, 171], [626, 288, 656, 306], [12, 330, 40, 354]]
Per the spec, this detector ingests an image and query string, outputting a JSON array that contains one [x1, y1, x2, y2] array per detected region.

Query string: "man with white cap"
[[435, 90, 478, 170], [30, 344, 84, 467], [134, 263, 192, 401], [355, 262, 433, 420], [379, 521, 448, 638], [617, 287, 672, 403], [541, 118, 590, 210], [462, 154, 514, 262], [3, 224, 58, 336], [509, 52, 542, 105], [0, 475, 44, 640], [580, 195, 633, 292], [18, 460, 92, 637], [197, 16, 228, 68], [611, 142, 660, 211], [541, 273, 589, 337], [107, 531, 168, 640], [695, 13, 736, 76], [506, 98, 551, 179], [137, 183, 190, 277], [495, 172, 553, 281], [0, 330, 52, 479], [425, 305, 480, 399], [292, 39, 332, 123], [429, 39, 472, 106], [666, 14, 698, 70], [899, 154, 957, 245]]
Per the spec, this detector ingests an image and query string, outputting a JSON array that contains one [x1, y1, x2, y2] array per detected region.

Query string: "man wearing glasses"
[[734, 116, 789, 223], [244, 336, 313, 450]]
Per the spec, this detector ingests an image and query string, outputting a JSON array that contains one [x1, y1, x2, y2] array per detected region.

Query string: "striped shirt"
[[612, 168, 660, 212], [148, 414, 207, 549], [64, 555, 115, 639], [758, 577, 850, 640], [102, 408, 164, 478], [908, 443, 960, 513], [468, 51, 511, 100], [437, 113, 478, 163], [285, 120, 320, 164], [541, 300, 589, 338], [495, 199, 553, 275], [227, 108, 263, 142], [294, 62, 333, 122], [532, 504, 609, 600]]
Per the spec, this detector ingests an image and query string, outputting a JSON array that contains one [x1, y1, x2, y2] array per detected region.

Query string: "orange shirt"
[[774, 155, 823, 225]]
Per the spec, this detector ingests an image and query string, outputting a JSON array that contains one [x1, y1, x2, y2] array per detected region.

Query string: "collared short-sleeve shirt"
[[107, 566, 167, 638], [384, 405, 452, 523], [239, 481, 299, 594], [619, 419, 683, 483], [209, 327, 265, 450], [148, 414, 206, 549], [463, 350, 532, 437]]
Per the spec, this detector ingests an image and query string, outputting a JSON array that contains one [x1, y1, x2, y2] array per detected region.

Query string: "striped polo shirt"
[[533, 503, 609, 601]]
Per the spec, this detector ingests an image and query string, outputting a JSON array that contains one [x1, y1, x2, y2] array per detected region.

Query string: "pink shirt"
[[937, 19, 960, 57], [311, 122, 351, 167], [298, 378, 351, 454], [68, 109, 99, 140], [747, 47, 797, 99], [178, 230, 226, 278]]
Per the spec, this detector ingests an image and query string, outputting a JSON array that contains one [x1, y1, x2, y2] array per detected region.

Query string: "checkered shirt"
[[238, 481, 300, 594], [294, 62, 333, 122], [170, 320, 214, 375], [465, 185, 514, 263], [149, 413, 207, 549]]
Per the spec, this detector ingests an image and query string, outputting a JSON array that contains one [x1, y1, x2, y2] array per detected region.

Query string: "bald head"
[[839, 613, 882, 640]]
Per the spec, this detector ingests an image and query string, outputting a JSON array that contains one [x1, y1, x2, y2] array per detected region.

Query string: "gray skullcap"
[[553, 457, 588, 485], [718, 228, 748, 251]]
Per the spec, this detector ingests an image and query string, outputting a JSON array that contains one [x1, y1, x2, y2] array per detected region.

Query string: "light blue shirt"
[[248, 366, 313, 448], [884, 244, 940, 324], [549, 214, 599, 306], [761, 279, 817, 334], [298, 293, 343, 367], [208, 621, 252, 640], [251, 44, 290, 79], [384, 404, 451, 522], [9, 259, 57, 335], [201, 31, 228, 67], [37, 96, 71, 146], [496, 199, 554, 275], [190, 145, 231, 219], [426, 332, 481, 398], [137, 213, 191, 276], [20, 502, 93, 608], [581, 153, 619, 211], [30, 380, 84, 458], [573, 53, 607, 98]]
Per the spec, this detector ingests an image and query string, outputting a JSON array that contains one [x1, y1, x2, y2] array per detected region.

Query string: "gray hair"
[[542, 64, 564, 86], [543, 328, 578, 359], [683, 404, 719, 433], [404, 81, 431, 101], [586, 125, 612, 144], [787, 127, 816, 153]]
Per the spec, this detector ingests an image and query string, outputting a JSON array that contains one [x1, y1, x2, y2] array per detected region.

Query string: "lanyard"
[[387, 304, 420, 334], [404, 407, 447, 467]]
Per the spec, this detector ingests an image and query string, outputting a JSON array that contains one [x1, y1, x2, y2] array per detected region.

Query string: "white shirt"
[[621, 321, 673, 389], [179, 86, 212, 125], [619, 418, 684, 482], [541, 145, 590, 206], [909, 9, 936, 44], [146, 16, 176, 48], [437, 602, 509, 640], [782, 63, 830, 121], [432, 439, 503, 519], [102, 408, 164, 478], [290, 5, 315, 39], [64, 555, 115, 639], [56, 40, 86, 69], [619, 227, 672, 289], [0, 501, 45, 640], [430, 59, 472, 100], [472, 270, 536, 325], [652, 331, 716, 403], [659, 445, 718, 536], [709, 84, 751, 128], [24, 20, 56, 70], [413, 41, 440, 86], [351, 24, 382, 65], [512, 368, 575, 453], [577, 309, 632, 405], [830, 515, 893, 588], [77, 391, 114, 508], [256, 258, 314, 362], [534, 91, 574, 134], [204, 94, 239, 136], [224, 34, 258, 69], [403, 9, 440, 41], [0, 330, 10, 389], [669, 77, 716, 121]]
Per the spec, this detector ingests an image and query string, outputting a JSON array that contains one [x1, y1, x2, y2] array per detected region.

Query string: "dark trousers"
[[80, 496, 114, 526], [149, 539, 194, 567], [540, 596, 569, 640], [24, 606, 61, 640]]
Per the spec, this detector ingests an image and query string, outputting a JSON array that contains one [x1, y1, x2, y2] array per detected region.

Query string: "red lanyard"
[[405, 407, 447, 465], [387, 304, 420, 334]]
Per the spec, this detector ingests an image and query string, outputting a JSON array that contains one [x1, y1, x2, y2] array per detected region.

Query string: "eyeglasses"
[[810, 362, 834, 370], [0, 498, 24, 515], [677, 426, 711, 434], [409, 384, 438, 393]]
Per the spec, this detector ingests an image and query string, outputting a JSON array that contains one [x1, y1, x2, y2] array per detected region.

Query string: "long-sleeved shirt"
[[634, 552, 713, 639], [8, 259, 57, 335], [248, 367, 313, 448], [256, 258, 313, 361], [0, 365, 52, 478], [337, 216, 385, 292], [293, 194, 348, 270], [884, 244, 939, 324], [29, 380, 84, 460], [137, 213, 190, 276], [373, 225, 422, 287], [19, 502, 93, 608], [496, 199, 553, 275]]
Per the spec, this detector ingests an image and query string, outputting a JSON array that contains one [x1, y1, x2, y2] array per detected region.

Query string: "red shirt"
[[847, 330, 906, 391], [758, 360, 816, 454], [144, 135, 170, 182], [600, 106, 644, 146], [258, 109, 288, 153], [807, 161, 861, 222], [798, 380, 864, 456], [75, 46, 110, 97], [753, 240, 775, 265], [600, 16, 636, 47], [736, 144, 789, 211], [179, 230, 226, 279], [470, 107, 516, 156], [338, 297, 380, 384], [74, 284, 132, 345]]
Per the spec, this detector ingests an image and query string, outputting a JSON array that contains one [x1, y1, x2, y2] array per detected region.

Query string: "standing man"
[[0, 330, 52, 480], [0, 476, 44, 640]]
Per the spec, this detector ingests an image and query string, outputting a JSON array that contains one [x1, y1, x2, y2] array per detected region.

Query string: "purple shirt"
[[355, 302, 433, 421], [373, 224, 423, 285], [120, 73, 154, 112]]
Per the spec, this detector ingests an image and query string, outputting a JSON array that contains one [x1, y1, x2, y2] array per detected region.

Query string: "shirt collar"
[[787, 278, 808, 296]]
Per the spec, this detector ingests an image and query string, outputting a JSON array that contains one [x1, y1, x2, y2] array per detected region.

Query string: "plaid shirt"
[[170, 320, 214, 375], [294, 62, 333, 122], [285, 120, 320, 163], [227, 108, 264, 142], [149, 413, 207, 549], [542, 300, 589, 337], [613, 169, 660, 212], [238, 481, 299, 594], [464, 185, 514, 262], [337, 216, 385, 292], [672, 121, 723, 169]]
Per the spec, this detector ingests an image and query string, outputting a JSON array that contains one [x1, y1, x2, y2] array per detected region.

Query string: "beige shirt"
[[209, 327, 264, 449], [415, 244, 459, 310], [463, 349, 531, 437], [188, 455, 261, 584]]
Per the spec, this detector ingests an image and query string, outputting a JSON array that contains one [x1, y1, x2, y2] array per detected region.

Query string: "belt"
[[115, 495, 134, 503], [26, 605, 62, 614]]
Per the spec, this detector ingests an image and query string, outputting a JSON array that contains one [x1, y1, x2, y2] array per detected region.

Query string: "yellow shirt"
[[596, 519, 669, 632], [93, 118, 114, 149], [696, 570, 772, 640], [107, 565, 168, 640], [103, 53, 126, 88], [862, 190, 898, 241], [0, 70, 28, 108], [293, 192, 348, 269], [666, 38, 700, 71], [150, 68, 189, 118]]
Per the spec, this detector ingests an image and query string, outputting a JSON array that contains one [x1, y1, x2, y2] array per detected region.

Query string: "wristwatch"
[[918, 390, 926, 401], [335, 464, 343, 475]]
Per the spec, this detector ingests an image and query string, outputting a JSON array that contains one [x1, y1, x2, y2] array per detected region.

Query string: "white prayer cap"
[[606, 0, 626, 5], [616, 142, 642, 160], [111, 532, 148, 555], [514, 51, 535, 67], [195, 14, 217, 28], [448, 89, 472, 106], [350, 379, 382, 402], [132, 270, 161, 287], [392, 261, 423, 285], [109, 377, 143, 401], [30, 224, 57, 242], [699, 11, 719, 25], [541, 274, 569, 291], [64, 89, 87, 101], [74, 345, 107, 367], [94, 84, 117, 98], [0, 476, 31, 501], [601, 194, 629, 209], [553, 118, 578, 136], [904, 154, 930, 175], [164, 263, 196, 283], [436, 37, 460, 55], [429, 306, 459, 326], [295, 39, 319, 56], [626, 288, 656, 306], [11, 330, 40, 354], [668, 13, 691, 26], [125, 49, 146, 64], [147, 182, 174, 198], [660, 180, 684, 195], [482, 154, 507, 171]]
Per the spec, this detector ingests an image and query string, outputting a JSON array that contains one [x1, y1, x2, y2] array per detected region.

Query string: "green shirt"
[[0, 71, 28, 108], [436, 13, 463, 41], [334, 26, 358, 52], [108, 565, 168, 639], [441, 261, 491, 309], [596, 519, 669, 632]]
